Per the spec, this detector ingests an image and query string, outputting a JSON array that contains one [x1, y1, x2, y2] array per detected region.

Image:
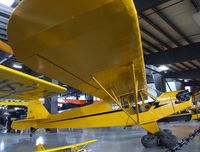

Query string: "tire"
[[163, 129, 172, 135], [160, 134, 178, 148], [141, 134, 158, 148], [155, 131, 167, 138]]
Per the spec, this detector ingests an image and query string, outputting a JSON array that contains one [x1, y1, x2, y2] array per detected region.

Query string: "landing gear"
[[141, 129, 178, 148], [160, 134, 178, 148], [141, 134, 158, 148]]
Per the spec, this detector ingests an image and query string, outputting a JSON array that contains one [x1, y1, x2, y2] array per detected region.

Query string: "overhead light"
[[184, 79, 189, 82], [158, 65, 169, 71], [62, 84, 68, 87], [0, 0, 15, 7], [39, 98, 45, 102], [13, 63, 22, 69], [14, 107, 20, 110], [38, 75, 44, 78]]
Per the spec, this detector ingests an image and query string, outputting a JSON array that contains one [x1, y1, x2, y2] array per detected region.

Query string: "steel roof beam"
[[164, 69, 200, 79], [143, 46, 155, 54], [184, 81, 200, 87], [0, 3, 12, 18], [142, 37, 163, 52], [145, 42, 200, 65], [152, 7, 192, 44], [141, 26, 171, 49], [134, 0, 170, 12], [140, 13, 181, 47], [0, 34, 7, 41]]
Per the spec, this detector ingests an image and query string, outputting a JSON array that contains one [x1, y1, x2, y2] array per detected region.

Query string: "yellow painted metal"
[[8, 0, 147, 100], [92, 76, 137, 124], [36, 140, 97, 152], [0, 99, 28, 106], [12, 90, 192, 134], [26, 100, 49, 119], [0, 40, 13, 54], [7, 0, 193, 134], [140, 122, 159, 134], [11, 100, 50, 130], [164, 112, 200, 121], [37, 144, 45, 151], [131, 63, 139, 124], [0, 65, 66, 100], [192, 113, 200, 120], [164, 99, 200, 122]]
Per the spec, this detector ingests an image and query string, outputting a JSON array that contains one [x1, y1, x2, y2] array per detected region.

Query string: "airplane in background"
[[0, 0, 193, 149], [0, 99, 29, 106], [36, 139, 97, 152]]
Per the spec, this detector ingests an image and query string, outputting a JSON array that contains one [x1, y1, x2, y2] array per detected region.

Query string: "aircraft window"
[[119, 91, 156, 113], [120, 95, 132, 109]]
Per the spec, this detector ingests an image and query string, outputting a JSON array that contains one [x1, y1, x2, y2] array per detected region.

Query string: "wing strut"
[[131, 63, 140, 124], [92, 76, 137, 124]]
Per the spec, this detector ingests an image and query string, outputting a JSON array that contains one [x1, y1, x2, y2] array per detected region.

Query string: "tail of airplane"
[[37, 144, 45, 151], [0, 100, 29, 106], [26, 100, 49, 119], [11, 100, 49, 130]]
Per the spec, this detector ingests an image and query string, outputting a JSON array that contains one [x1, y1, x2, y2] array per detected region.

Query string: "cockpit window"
[[119, 90, 156, 113]]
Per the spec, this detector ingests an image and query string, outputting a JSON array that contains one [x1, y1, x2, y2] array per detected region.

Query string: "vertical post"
[[92, 76, 137, 124], [140, 92, 145, 106], [131, 64, 140, 124], [45, 79, 58, 133], [85, 94, 93, 105]]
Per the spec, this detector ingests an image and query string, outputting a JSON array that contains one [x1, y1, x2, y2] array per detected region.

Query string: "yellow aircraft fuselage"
[[2, 0, 193, 143], [12, 90, 192, 134]]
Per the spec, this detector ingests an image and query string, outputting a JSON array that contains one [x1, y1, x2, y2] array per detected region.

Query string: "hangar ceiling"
[[0, 0, 200, 90]]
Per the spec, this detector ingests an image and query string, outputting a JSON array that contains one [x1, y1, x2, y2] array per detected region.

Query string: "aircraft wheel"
[[163, 129, 172, 135], [141, 134, 158, 148], [160, 134, 178, 148], [155, 130, 166, 138]]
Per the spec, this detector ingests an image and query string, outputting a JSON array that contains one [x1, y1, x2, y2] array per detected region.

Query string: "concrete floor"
[[0, 121, 199, 152]]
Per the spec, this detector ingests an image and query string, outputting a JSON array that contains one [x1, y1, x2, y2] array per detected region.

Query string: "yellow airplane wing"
[[0, 99, 28, 106], [0, 40, 13, 54], [0, 65, 66, 100], [36, 140, 97, 152], [8, 0, 146, 100]]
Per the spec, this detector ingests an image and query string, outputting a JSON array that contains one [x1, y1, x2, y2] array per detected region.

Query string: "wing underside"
[[8, 0, 146, 100]]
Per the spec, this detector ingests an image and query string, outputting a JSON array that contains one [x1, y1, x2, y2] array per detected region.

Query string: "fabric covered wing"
[[0, 65, 66, 100], [8, 0, 146, 100]]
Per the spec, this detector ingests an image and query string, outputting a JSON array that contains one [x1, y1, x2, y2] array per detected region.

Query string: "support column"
[[85, 94, 93, 105], [45, 79, 58, 133], [153, 73, 166, 96]]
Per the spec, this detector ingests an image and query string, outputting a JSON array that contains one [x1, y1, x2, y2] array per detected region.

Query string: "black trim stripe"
[[154, 102, 168, 109], [46, 109, 123, 123]]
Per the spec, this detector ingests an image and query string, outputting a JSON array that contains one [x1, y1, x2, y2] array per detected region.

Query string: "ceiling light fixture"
[[158, 65, 169, 71], [13, 63, 22, 69]]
